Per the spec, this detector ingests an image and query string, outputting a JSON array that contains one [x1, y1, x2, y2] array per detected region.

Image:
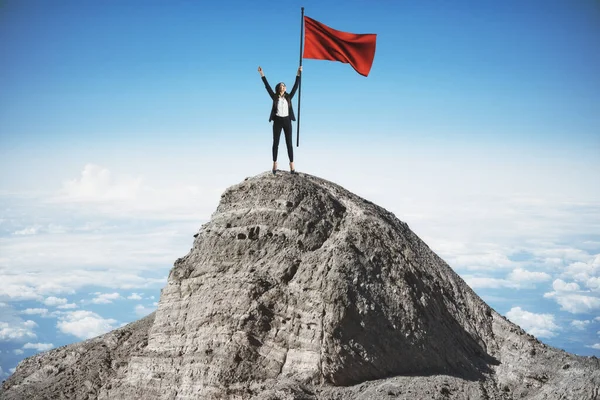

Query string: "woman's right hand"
[[258, 66, 264, 77]]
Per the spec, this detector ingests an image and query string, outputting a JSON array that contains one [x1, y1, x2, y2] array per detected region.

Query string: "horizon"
[[1, 0, 599, 379]]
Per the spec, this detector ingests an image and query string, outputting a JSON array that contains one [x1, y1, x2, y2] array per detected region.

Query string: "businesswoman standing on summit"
[[258, 65, 302, 175]]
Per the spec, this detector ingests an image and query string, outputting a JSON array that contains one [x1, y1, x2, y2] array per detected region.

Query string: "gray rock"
[[1, 313, 154, 400], [2, 172, 599, 399]]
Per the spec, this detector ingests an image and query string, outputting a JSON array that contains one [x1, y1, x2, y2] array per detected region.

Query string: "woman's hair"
[[275, 82, 286, 95]]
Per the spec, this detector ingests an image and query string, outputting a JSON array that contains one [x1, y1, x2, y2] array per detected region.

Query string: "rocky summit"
[[2, 172, 599, 399]]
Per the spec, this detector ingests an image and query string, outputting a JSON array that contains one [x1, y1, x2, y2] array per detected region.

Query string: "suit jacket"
[[262, 75, 300, 122]]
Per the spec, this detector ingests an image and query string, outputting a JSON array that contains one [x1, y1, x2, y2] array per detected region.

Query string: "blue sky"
[[1, 0, 599, 379]]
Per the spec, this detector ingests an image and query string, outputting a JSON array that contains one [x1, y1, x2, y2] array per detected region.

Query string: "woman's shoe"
[[272, 169, 277, 175], [290, 169, 297, 175]]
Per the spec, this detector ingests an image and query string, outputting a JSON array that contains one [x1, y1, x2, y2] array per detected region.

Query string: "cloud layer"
[[0, 320, 37, 342]]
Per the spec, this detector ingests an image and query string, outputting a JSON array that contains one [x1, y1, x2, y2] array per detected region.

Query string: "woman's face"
[[278, 83, 286, 95]]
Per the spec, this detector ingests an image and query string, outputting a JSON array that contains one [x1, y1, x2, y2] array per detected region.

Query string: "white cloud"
[[56, 164, 219, 220], [506, 307, 560, 338], [127, 293, 142, 300], [587, 277, 600, 291], [418, 197, 600, 281], [134, 304, 156, 317], [552, 279, 581, 292], [13, 226, 41, 235], [0, 283, 44, 301], [0, 166, 204, 308], [61, 164, 142, 202], [571, 320, 591, 330], [13, 349, 24, 355], [464, 268, 551, 290], [531, 247, 592, 267], [56, 310, 117, 340], [10, 223, 68, 236], [20, 307, 70, 318], [464, 276, 517, 289], [544, 291, 600, 314], [587, 343, 600, 350], [22, 320, 36, 328], [450, 252, 515, 271], [0, 320, 37, 341], [562, 255, 600, 291], [0, 269, 167, 303], [23, 342, 54, 352], [545, 279, 600, 314], [507, 268, 551, 283], [91, 292, 121, 304], [0, 366, 6, 378], [21, 308, 49, 317], [57, 303, 78, 309], [541, 257, 563, 268], [44, 296, 68, 307]]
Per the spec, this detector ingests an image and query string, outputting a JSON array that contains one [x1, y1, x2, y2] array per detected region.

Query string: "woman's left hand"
[[297, 66, 303, 76]]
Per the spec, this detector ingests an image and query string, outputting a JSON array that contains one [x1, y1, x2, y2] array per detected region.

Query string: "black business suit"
[[262, 74, 300, 162]]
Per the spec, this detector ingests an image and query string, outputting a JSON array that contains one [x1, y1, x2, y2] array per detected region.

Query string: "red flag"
[[303, 16, 377, 77]]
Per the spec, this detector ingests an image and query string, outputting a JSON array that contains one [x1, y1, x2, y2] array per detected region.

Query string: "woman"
[[258, 65, 302, 175]]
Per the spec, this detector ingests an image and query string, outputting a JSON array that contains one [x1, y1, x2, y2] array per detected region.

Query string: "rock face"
[[2, 172, 599, 399], [0, 314, 155, 400]]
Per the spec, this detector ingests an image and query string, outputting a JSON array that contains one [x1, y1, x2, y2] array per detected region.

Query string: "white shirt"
[[276, 96, 289, 118]]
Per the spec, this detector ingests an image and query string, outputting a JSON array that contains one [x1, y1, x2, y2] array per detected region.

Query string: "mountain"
[[2, 172, 598, 399]]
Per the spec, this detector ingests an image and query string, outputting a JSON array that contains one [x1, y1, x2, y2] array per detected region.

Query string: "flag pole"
[[297, 7, 304, 147]]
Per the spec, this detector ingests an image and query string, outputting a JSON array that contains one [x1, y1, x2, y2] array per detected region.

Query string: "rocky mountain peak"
[[2, 172, 598, 400], [162, 172, 498, 386]]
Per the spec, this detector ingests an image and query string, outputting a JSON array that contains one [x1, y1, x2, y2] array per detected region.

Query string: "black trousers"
[[272, 116, 294, 162]]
